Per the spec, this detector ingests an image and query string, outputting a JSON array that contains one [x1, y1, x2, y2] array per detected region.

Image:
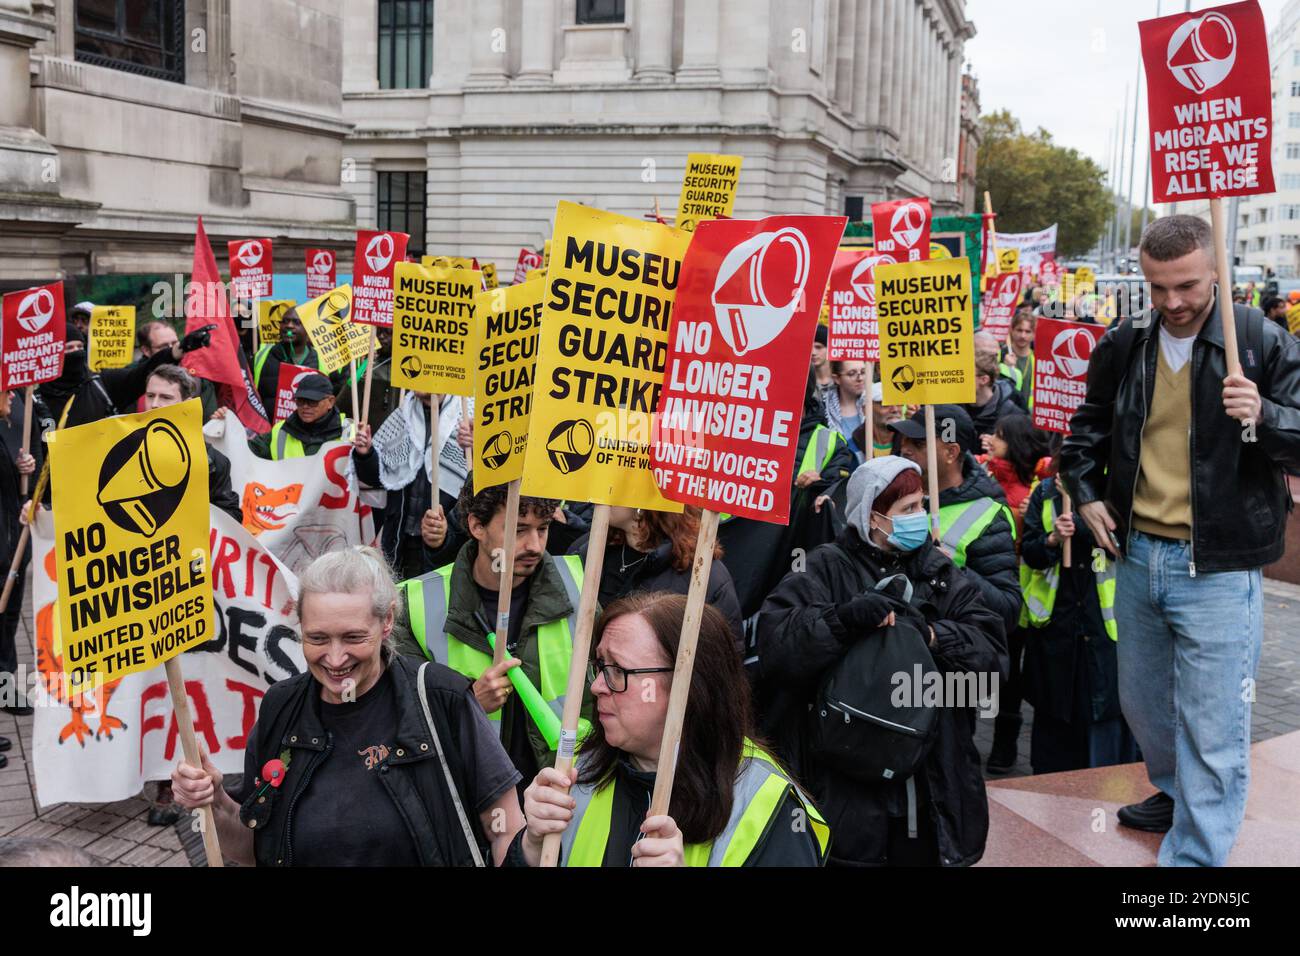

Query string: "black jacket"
[[40, 347, 178, 428], [755, 530, 1006, 866], [939, 453, 1021, 632], [567, 532, 745, 653], [1060, 302, 1300, 571], [237, 653, 498, 866], [0, 392, 50, 566], [1019, 477, 1120, 730], [965, 378, 1027, 438], [206, 443, 242, 523]]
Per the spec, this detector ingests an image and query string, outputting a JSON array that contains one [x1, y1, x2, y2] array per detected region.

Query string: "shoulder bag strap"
[[416, 661, 486, 867]]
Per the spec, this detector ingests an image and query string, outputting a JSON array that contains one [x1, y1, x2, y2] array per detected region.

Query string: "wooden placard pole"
[[1210, 198, 1244, 379], [924, 405, 941, 542], [361, 328, 377, 425], [493, 479, 522, 666], [864, 363, 875, 459], [349, 356, 361, 425], [1061, 488, 1072, 569], [164, 656, 223, 867], [538, 503, 610, 867], [647, 509, 721, 821], [19, 386, 33, 496]]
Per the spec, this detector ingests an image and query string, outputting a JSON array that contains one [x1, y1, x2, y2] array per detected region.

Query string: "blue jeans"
[[1115, 532, 1262, 867]]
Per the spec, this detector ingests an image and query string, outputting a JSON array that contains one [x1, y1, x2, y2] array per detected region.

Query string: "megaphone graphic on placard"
[[889, 203, 926, 250], [850, 253, 895, 305], [15, 288, 55, 334], [311, 251, 334, 274], [996, 278, 1020, 307], [235, 241, 264, 268], [1167, 11, 1236, 93], [319, 289, 351, 325], [483, 431, 513, 470], [711, 227, 811, 357], [546, 419, 594, 475], [97, 419, 192, 537], [365, 233, 395, 272], [1051, 327, 1097, 378]]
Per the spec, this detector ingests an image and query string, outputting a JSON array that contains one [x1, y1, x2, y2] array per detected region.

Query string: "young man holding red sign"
[[1062, 216, 1300, 866]]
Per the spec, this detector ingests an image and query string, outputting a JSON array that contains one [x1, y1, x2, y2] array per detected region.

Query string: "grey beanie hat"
[[844, 455, 923, 542]]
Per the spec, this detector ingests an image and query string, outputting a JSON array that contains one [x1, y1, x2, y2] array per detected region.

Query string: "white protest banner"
[[993, 225, 1058, 271], [205, 420, 375, 576], [31, 507, 302, 807]]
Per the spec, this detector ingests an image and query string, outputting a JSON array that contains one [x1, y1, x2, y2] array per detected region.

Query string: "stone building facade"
[[0, 0, 354, 284], [341, 0, 977, 263], [0, 1, 976, 286]]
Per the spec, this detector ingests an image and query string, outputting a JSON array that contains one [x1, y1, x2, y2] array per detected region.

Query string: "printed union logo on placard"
[[311, 250, 334, 274], [398, 354, 423, 380], [711, 227, 811, 357], [96, 419, 192, 538], [890, 203, 926, 249], [365, 234, 395, 271], [236, 240, 264, 267], [546, 419, 594, 475], [1167, 11, 1237, 93], [851, 253, 895, 305], [483, 431, 512, 470], [891, 365, 917, 393], [1051, 327, 1096, 378], [320, 289, 351, 325], [16, 288, 55, 333]]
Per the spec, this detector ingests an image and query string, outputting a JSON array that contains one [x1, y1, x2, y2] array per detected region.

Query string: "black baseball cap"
[[294, 373, 333, 402], [888, 403, 977, 456]]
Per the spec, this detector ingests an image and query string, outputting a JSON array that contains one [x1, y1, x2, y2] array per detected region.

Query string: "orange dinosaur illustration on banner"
[[241, 481, 303, 536]]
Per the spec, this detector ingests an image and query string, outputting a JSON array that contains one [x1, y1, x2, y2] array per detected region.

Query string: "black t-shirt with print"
[[287, 667, 520, 866]]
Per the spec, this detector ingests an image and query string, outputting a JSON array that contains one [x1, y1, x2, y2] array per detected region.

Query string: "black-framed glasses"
[[588, 658, 673, 694]]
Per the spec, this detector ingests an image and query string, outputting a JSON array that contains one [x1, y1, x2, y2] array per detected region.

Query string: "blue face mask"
[[880, 511, 930, 552]]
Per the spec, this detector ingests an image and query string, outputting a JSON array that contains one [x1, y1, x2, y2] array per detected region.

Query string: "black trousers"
[[0, 564, 27, 705]]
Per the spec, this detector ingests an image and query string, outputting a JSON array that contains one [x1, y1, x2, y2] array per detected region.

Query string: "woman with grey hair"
[[171, 546, 524, 866]]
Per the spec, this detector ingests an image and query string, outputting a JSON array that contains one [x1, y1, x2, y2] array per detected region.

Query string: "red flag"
[[183, 216, 270, 433]]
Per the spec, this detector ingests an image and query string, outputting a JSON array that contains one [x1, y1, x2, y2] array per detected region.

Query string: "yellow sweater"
[[1131, 347, 1192, 540]]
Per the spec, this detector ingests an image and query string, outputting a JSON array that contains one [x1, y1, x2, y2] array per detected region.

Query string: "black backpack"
[[808, 568, 941, 785]]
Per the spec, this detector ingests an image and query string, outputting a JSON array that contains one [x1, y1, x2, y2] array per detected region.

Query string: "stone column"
[[944, 46, 961, 169], [835, 0, 856, 111], [853, 0, 874, 123], [634, 0, 674, 81], [899, 0, 918, 159], [0, 1, 56, 195], [465, 0, 509, 86], [677, 0, 721, 84], [516, 0, 556, 84], [206, 0, 232, 94]]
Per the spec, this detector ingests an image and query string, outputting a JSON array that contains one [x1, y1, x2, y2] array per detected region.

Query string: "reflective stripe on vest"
[[400, 554, 587, 731], [798, 424, 842, 475], [560, 740, 830, 867], [937, 498, 1004, 569], [271, 413, 347, 460], [1018, 494, 1118, 641], [252, 345, 272, 388]]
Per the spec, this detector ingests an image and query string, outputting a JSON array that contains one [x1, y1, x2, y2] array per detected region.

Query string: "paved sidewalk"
[[4, 574, 1300, 866]]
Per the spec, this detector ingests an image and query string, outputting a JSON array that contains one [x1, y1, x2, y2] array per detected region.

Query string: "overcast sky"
[[964, 0, 1290, 206]]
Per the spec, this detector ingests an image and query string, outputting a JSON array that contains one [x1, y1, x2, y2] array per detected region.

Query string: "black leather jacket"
[[1060, 301, 1300, 572]]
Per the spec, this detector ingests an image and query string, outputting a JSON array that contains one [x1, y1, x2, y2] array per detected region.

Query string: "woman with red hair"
[[568, 505, 743, 652]]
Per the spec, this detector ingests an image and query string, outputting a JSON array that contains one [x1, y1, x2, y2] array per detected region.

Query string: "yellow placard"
[[524, 268, 546, 283], [391, 262, 478, 395], [421, 255, 477, 272], [50, 399, 212, 690], [997, 247, 1020, 274], [258, 299, 295, 345], [473, 282, 543, 492], [298, 285, 369, 374], [675, 152, 742, 233], [876, 257, 976, 405], [481, 262, 499, 290], [1075, 266, 1096, 285], [542, 239, 552, 271], [522, 201, 686, 510], [88, 306, 136, 371]]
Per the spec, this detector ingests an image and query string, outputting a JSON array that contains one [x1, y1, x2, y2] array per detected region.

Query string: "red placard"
[[651, 215, 847, 524], [305, 248, 337, 299], [228, 238, 273, 298], [1, 283, 66, 390], [981, 272, 1024, 340], [274, 362, 318, 422], [827, 247, 894, 362], [351, 229, 410, 327], [513, 248, 542, 284], [1031, 317, 1105, 434], [870, 197, 931, 263], [1140, 1, 1274, 203], [1039, 258, 1061, 288]]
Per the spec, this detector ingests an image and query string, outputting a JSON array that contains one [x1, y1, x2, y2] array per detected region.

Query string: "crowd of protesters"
[[1, 215, 1294, 868]]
